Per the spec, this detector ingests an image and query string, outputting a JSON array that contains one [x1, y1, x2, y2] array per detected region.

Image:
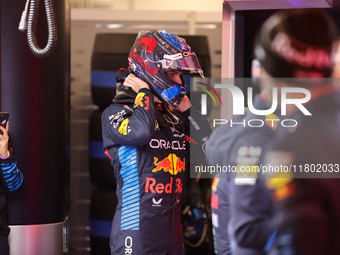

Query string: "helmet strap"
[[114, 67, 137, 102]]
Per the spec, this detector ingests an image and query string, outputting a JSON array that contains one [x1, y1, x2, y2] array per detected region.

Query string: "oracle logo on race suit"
[[134, 37, 157, 54], [145, 177, 183, 194], [149, 138, 186, 150], [152, 154, 185, 175], [125, 236, 132, 254]]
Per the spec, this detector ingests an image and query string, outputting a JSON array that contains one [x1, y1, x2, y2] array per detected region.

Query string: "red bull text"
[[145, 177, 183, 194], [131, 50, 159, 76]]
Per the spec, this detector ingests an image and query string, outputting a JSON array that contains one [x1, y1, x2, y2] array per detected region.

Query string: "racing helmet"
[[254, 9, 338, 78], [128, 30, 204, 108]]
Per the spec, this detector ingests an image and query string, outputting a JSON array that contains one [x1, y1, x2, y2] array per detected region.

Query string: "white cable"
[[18, 0, 30, 31], [18, 0, 58, 58]]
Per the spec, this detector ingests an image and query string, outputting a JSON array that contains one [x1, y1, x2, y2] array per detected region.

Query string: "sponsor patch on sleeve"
[[118, 118, 131, 135], [266, 173, 295, 201], [123, 105, 134, 112], [234, 177, 257, 186], [211, 212, 219, 228], [109, 110, 127, 129], [134, 92, 150, 110], [264, 150, 296, 201]]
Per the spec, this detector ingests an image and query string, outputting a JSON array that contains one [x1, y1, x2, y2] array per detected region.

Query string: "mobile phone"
[[0, 112, 9, 135]]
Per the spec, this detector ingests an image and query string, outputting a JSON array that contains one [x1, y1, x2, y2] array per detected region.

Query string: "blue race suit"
[[102, 88, 211, 255]]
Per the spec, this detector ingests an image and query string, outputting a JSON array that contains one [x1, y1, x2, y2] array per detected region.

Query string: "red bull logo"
[[131, 50, 159, 76], [145, 177, 182, 194], [135, 37, 157, 54], [152, 154, 185, 175]]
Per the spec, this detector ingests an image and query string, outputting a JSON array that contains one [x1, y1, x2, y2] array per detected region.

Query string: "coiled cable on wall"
[[19, 0, 57, 58]]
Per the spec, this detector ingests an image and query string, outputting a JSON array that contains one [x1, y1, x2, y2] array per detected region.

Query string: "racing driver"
[[101, 30, 211, 255]]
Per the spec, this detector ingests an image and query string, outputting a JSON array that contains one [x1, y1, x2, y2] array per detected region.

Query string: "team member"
[[258, 10, 340, 255], [232, 8, 338, 254], [207, 58, 269, 255], [0, 121, 24, 254], [102, 30, 211, 255], [207, 8, 338, 254], [207, 93, 280, 255]]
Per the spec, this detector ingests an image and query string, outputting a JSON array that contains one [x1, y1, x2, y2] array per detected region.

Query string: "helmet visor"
[[162, 52, 204, 78]]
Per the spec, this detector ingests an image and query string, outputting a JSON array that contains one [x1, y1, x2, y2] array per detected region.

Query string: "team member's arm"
[[230, 135, 275, 250], [0, 123, 23, 193], [270, 178, 330, 255], [230, 178, 275, 250], [102, 75, 158, 147]]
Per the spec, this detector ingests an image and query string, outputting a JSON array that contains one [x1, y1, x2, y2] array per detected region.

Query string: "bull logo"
[[135, 37, 157, 54], [152, 154, 185, 175]]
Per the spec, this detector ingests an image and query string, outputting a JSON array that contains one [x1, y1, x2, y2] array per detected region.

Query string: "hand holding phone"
[[0, 112, 9, 158], [0, 112, 9, 135]]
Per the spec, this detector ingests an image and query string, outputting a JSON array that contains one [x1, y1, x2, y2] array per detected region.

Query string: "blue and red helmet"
[[128, 30, 204, 108]]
